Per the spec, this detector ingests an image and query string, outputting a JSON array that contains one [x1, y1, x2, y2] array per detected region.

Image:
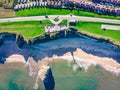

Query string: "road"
[[0, 15, 120, 24]]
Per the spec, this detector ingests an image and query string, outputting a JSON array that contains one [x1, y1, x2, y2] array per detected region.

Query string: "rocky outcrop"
[[16, 34, 27, 48], [29, 31, 66, 45], [0, 38, 3, 47], [27, 57, 55, 90], [43, 68, 55, 90]]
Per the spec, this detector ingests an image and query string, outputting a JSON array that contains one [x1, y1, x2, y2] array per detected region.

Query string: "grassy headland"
[[0, 20, 52, 40], [72, 21, 120, 46], [0, 20, 120, 46]]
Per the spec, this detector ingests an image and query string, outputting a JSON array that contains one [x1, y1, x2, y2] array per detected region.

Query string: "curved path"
[[0, 15, 120, 24], [49, 19, 63, 25]]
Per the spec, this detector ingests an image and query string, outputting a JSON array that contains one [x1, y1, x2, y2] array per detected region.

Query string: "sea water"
[[0, 33, 120, 90], [0, 61, 119, 90]]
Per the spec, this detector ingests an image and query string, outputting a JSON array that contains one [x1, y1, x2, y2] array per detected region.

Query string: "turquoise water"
[[0, 61, 120, 90], [51, 61, 120, 90], [0, 63, 45, 90], [0, 33, 120, 90]]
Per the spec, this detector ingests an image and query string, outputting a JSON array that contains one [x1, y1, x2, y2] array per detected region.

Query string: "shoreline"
[[4, 50, 120, 76], [29, 27, 120, 48], [0, 25, 120, 48], [51, 48, 120, 76], [1, 32, 120, 75], [70, 27, 120, 48]]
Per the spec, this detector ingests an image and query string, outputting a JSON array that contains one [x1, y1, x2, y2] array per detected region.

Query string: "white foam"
[[58, 56, 120, 76]]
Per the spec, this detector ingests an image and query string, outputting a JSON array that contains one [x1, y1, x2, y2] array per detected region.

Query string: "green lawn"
[[59, 19, 67, 25], [16, 8, 120, 20], [0, 20, 52, 39], [74, 21, 120, 43], [16, 8, 71, 17]]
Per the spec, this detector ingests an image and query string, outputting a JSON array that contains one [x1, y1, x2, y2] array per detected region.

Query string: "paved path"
[[0, 15, 120, 24], [101, 24, 120, 30], [49, 18, 63, 25]]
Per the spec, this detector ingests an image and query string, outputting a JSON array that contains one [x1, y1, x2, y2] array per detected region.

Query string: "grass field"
[[16, 8, 71, 17], [0, 20, 53, 39], [16, 8, 120, 20], [0, 6, 119, 20], [74, 21, 120, 43]]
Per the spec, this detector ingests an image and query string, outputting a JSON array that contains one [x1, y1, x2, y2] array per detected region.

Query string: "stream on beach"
[[0, 32, 120, 90]]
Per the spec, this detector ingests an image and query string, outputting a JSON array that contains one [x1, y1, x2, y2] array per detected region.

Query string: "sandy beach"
[[52, 48, 120, 75], [3, 49, 120, 90], [4, 48, 120, 76], [5, 54, 26, 64]]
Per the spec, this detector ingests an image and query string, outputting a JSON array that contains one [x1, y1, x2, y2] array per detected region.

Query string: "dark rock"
[[43, 68, 55, 90], [16, 34, 26, 48]]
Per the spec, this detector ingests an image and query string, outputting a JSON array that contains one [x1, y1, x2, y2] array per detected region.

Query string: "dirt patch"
[[0, 7, 15, 18]]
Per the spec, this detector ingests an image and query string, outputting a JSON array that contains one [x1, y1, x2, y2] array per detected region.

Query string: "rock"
[[0, 39, 3, 47], [16, 34, 26, 48], [43, 68, 55, 90]]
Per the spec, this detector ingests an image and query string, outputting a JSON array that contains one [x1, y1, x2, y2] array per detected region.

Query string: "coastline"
[[1, 32, 120, 76], [4, 49, 120, 75], [70, 27, 120, 48], [29, 27, 120, 48], [0, 25, 120, 48], [52, 48, 120, 76]]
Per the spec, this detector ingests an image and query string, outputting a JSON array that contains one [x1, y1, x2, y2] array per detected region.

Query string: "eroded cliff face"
[[1, 30, 120, 63], [27, 57, 55, 90], [16, 34, 27, 48], [0, 31, 120, 90], [0, 32, 30, 63]]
